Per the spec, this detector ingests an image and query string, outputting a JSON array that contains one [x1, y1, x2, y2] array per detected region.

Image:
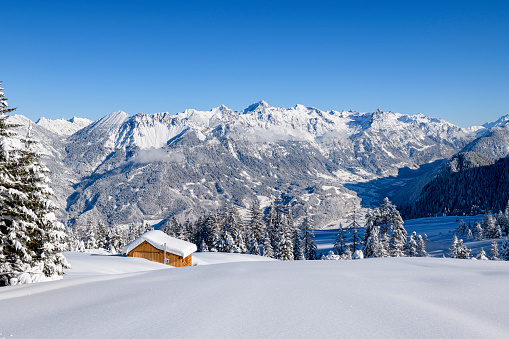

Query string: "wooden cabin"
[[122, 230, 197, 267]]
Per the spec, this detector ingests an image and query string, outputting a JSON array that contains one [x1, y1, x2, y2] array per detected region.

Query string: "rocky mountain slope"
[[9, 102, 491, 228]]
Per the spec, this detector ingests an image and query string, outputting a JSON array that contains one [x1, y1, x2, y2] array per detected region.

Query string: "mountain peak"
[[483, 114, 509, 129], [243, 100, 271, 113]]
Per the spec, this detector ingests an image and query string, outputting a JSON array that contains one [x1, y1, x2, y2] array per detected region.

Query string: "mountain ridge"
[[7, 101, 507, 228]]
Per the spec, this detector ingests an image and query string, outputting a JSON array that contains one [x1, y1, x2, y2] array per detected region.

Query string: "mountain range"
[[8, 101, 509, 228]]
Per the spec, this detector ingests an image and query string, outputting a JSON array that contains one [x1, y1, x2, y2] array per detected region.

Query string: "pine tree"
[[276, 213, 294, 261], [248, 202, 265, 245], [247, 231, 261, 256], [292, 226, 304, 260], [456, 220, 467, 236], [389, 207, 407, 257], [473, 222, 483, 241], [466, 228, 473, 240], [499, 238, 509, 261], [482, 213, 497, 239], [333, 223, 345, 255], [490, 240, 499, 260], [450, 236, 471, 259], [405, 231, 418, 257], [262, 229, 274, 258], [341, 245, 352, 260], [347, 209, 361, 229], [351, 228, 361, 252], [363, 225, 385, 258], [0, 86, 69, 284], [495, 213, 508, 236], [301, 213, 317, 260], [476, 248, 488, 260], [416, 234, 427, 257], [449, 235, 459, 258]]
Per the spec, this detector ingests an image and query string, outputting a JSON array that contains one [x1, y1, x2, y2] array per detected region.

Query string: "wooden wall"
[[126, 241, 192, 267]]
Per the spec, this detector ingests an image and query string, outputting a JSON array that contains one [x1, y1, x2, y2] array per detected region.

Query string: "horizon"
[[8, 99, 508, 129], [3, 0, 509, 128]]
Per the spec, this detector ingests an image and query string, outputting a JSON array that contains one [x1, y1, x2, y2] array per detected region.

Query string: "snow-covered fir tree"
[[482, 213, 498, 239], [276, 213, 294, 261], [466, 228, 473, 240], [248, 202, 265, 245], [449, 235, 471, 259], [292, 225, 304, 260], [499, 238, 509, 261], [362, 198, 406, 258], [456, 220, 467, 236], [473, 222, 483, 241], [333, 223, 346, 255], [416, 234, 427, 257], [351, 228, 361, 252], [476, 248, 488, 260], [496, 213, 509, 236], [363, 224, 385, 258], [301, 213, 317, 260], [0, 85, 69, 285], [341, 245, 352, 260], [405, 232, 418, 257], [262, 228, 274, 258], [491, 240, 499, 260]]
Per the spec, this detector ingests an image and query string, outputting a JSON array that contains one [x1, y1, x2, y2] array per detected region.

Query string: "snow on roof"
[[122, 230, 197, 258]]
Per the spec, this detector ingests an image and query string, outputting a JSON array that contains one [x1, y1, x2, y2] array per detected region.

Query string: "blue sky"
[[2, 0, 508, 126]]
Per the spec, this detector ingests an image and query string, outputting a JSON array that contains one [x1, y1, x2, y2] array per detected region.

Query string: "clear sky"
[[2, 0, 508, 127]]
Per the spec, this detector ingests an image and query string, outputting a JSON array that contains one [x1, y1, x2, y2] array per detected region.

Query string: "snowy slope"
[[1, 254, 509, 338], [36, 117, 93, 136]]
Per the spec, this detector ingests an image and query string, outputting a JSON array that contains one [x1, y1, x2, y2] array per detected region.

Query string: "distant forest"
[[401, 155, 509, 218]]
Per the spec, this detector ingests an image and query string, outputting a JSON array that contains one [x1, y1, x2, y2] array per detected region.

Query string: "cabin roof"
[[122, 230, 197, 258]]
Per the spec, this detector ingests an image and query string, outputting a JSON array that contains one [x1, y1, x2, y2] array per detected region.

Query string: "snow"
[[122, 230, 197, 258], [36, 116, 93, 136], [1, 252, 509, 338]]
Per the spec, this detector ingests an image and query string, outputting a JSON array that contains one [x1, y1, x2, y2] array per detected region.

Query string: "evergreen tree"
[[0, 86, 69, 285], [499, 238, 509, 261], [363, 225, 385, 258], [248, 202, 265, 245], [473, 222, 483, 241], [405, 231, 418, 257], [362, 198, 406, 257], [292, 225, 304, 260], [347, 209, 361, 229], [456, 220, 467, 236], [247, 231, 261, 256], [449, 235, 459, 258], [341, 245, 352, 260], [450, 236, 471, 259], [266, 203, 278, 251], [276, 213, 294, 261], [389, 208, 407, 257], [476, 248, 488, 260], [490, 240, 499, 260], [482, 213, 497, 239], [301, 213, 317, 260], [351, 228, 361, 252], [333, 223, 345, 255], [416, 234, 427, 257], [496, 213, 508, 236], [262, 228, 274, 258]]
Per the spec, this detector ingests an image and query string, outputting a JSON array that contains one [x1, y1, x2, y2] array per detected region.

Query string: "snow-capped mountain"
[[8, 101, 500, 228], [36, 116, 93, 136]]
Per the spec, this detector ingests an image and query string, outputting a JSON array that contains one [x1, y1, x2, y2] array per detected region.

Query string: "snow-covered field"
[[2, 216, 509, 338]]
